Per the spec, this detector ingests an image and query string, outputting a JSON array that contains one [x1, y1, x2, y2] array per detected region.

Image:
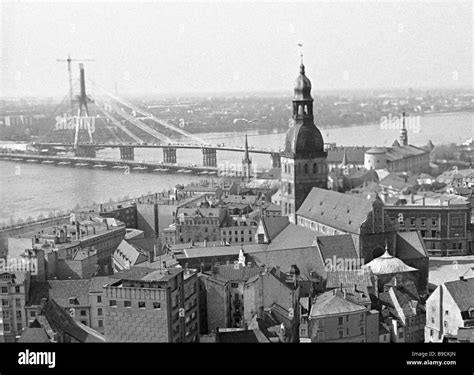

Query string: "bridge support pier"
[[163, 147, 177, 164], [202, 148, 217, 167], [120, 146, 135, 160], [270, 152, 281, 168], [75, 146, 96, 158]]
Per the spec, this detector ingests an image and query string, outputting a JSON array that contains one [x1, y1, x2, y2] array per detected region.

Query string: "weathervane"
[[298, 43, 303, 65]]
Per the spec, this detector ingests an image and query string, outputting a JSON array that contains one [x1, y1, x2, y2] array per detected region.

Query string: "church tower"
[[399, 111, 408, 146], [242, 134, 252, 182], [280, 54, 328, 223]]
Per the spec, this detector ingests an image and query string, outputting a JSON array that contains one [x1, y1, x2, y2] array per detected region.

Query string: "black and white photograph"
[[0, 0, 473, 371]]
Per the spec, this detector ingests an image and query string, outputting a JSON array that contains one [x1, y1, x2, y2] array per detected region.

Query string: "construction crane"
[[56, 54, 95, 114]]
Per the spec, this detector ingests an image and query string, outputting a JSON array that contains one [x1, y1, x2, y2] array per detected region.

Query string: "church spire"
[[399, 111, 408, 146]]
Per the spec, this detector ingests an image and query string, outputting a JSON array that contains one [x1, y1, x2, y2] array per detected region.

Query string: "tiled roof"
[[310, 290, 366, 317], [297, 188, 376, 234], [364, 250, 418, 275], [110, 266, 159, 281], [27, 280, 91, 307], [114, 240, 148, 269], [88, 276, 113, 293], [326, 268, 374, 291], [444, 277, 474, 312], [18, 327, 51, 342], [267, 224, 322, 251], [379, 286, 422, 323], [212, 264, 264, 282], [41, 298, 105, 342], [316, 235, 357, 261], [327, 148, 367, 164], [261, 216, 289, 241], [175, 244, 267, 259], [223, 195, 258, 205], [396, 231, 428, 259], [385, 145, 428, 161]]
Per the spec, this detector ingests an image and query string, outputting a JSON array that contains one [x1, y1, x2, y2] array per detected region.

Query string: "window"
[[124, 301, 131, 308], [97, 308, 103, 316], [98, 320, 103, 328], [399, 331, 404, 339], [346, 315, 349, 322], [3, 323, 10, 332], [0, 287, 7, 294], [313, 163, 317, 174], [431, 218, 437, 226], [80, 310, 86, 316], [443, 321, 448, 328], [338, 330, 343, 339], [109, 300, 117, 307], [360, 327, 364, 335], [338, 317, 343, 325], [431, 317, 435, 324], [445, 310, 449, 316], [410, 218, 416, 227], [153, 302, 161, 309], [421, 218, 427, 227], [17, 323, 22, 332], [2, 311, 9, 319], [430, 329, 433, 337], [16, 299, 21, 308], [360, 313, 364, 321], [139, 301, 146, 309], [97, 296, 102, 303], [16, 311, 21, 319], [1, 299, 9, 307], [15, 286, 20, 293], [231, 282, 238, 288], [30, 311, 36, 318]]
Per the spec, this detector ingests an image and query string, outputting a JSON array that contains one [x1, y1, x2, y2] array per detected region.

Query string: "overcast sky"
[[1, 1, 472, 97]]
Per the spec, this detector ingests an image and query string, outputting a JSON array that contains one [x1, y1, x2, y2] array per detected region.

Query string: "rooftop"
[[364, 250, 418, 275], [310, 290, 366, 317], [297, 188, 377, 234]]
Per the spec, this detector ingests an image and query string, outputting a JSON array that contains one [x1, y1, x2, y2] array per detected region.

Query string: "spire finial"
[[298, 43, 305, 74]]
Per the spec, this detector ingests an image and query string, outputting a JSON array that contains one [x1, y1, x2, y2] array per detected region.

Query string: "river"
[[0, 111, 472, 225]]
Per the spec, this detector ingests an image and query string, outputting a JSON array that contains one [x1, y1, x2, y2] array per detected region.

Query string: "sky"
[[1, 0, 472, 97]]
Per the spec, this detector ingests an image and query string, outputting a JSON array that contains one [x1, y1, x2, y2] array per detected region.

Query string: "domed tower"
[[280, 56, 328, 223]]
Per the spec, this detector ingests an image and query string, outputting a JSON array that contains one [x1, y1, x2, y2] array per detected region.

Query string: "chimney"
[[100, 203, 103, 212]]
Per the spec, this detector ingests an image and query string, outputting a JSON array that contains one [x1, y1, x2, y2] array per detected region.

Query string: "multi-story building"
[[425, 276, 474, 343], [0, 271, 30, 342], [19, 218, 126, 279], [172, 207, 227, 244], [103, 266, 199, 342], [306, 289, 379, 342], [280, 59, 328, 223], [383, 193, 473, 255], [220, 216, 258, 245]]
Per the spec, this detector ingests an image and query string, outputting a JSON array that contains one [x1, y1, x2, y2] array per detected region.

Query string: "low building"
[[425, 276, 474, 343], [220, 216, 258, 245], [307, 289, 379, 342]]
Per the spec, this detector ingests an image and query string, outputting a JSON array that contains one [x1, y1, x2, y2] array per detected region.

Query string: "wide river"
[[0, 112, 472, 225]]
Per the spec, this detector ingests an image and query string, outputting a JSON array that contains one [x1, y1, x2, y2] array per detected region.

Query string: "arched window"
[[304, 164, 308, 175]]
